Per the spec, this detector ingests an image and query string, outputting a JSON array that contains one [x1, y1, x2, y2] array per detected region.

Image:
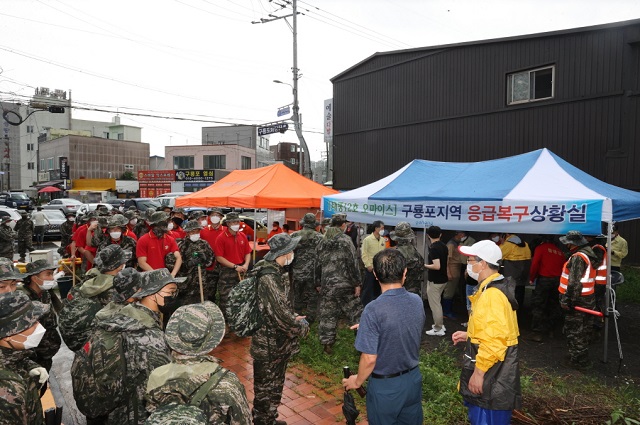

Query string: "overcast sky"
[[1, 0, 639, 161]]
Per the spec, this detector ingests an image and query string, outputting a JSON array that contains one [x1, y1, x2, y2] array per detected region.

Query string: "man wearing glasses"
[[452, 240, 521, 425]]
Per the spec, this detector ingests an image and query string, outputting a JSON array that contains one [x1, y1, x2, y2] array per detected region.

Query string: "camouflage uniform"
[[18, 260, 62, 372], [559, 232, 598, 368], [391, 223, 425, 296], [145, 403, 207, 425], [94, 302, 171, 425], [146, 302, 251, 425], [0, 291, 49, 425], [250, 258, 309, 425], [176, 222, 214, 305], [316, 224, 363, 347], [290, 214, 323, 320], [59, 216, 75, 257], [15, 214, 34, 261], [0, 221, 16, 261], [134, 209, 155, 239]]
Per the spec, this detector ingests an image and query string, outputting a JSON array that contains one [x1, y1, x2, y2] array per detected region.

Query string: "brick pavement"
[[212, 333, 368, 425]]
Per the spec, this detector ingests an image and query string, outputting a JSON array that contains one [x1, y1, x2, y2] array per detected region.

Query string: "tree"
[[120, 171, 136, 180]]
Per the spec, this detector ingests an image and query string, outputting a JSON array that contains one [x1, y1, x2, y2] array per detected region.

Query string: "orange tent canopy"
[[175, 163, 338, 209]]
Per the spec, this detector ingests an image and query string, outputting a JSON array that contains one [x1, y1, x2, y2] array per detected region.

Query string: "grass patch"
[[617, 266, 640, 304], [292, 323, 640, 424]]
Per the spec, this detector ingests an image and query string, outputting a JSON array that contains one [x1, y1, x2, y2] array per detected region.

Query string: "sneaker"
[[426, 327, 446, 336]]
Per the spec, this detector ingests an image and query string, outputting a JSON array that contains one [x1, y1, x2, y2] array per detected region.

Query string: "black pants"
[[360, 269, 380, 307]]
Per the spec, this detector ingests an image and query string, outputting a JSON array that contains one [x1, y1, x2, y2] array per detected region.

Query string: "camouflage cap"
[[321, 217, 331, 226], [112, 267, 142, 303], [225, 212, 240, 222], [182, 220, 203, 232], [165, 301, 225, 356], [264, 233, 300, 261], [24, 259, 57, 276], [300, 213, 317, 227], [123, 210, 137, 220], [93, 245, 132, 273], [107, 214, 129, 228], [559, 230, 589, 247], [172, 207, 186, 215], [85, 211, 99, 219], [127, 206, 137, 212], [0, 258, 25, 281], [0, 291, 49, 338], [145, 403, 207, 425], [390, 222, 416, 241], [189, 210, 205, 220], [133, 268, 186, 299], [330, 213, 347, 226], [208, 207, 224, 217], [144, 208, 157, 221], [65, 211, 75, 218], [148, 211, 170, 225]]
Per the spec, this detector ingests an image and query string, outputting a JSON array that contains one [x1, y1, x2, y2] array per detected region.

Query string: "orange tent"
[[175, 163, 338, 209]]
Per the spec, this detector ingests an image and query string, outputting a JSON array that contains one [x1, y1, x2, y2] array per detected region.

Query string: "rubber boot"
[[442, 299, 457, 320]]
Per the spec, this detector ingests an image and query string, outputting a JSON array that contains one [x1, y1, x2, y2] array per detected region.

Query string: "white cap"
[[458, 240, 502, 266]]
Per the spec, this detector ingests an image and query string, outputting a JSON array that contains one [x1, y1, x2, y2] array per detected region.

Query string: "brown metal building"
[[330, 19, 640, 263]]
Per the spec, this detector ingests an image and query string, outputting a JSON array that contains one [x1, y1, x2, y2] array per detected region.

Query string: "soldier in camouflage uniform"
[[390, 222, 424, 296], [15, 211, 34, 262], [0, 258, 26, 294], [315, 214, 362, 354], [0, 216, 17, 261], [251, 233, 309, 425], [290, 213, 323, 321], [200, 208, 226, 304], [146, 403, 207, 425], [19, 260, 62, 372], [146, 302, 252, 425], [0, 291, 50, 425], [90, 268, 184, 425], [58, 211, 76, 257], [558, 231, 598, 370], [134, 208, 155, 239], [92, 214, 137, 268]]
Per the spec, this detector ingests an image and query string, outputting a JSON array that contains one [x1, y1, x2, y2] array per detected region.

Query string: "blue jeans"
[[465, 402, 512, 425], [366, 367, 423, 425]]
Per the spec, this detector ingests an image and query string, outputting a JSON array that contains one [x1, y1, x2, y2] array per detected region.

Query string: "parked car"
[[154, 192, 190, 208], [0, 192, 33, 211], [76, 203, 114, 217], [123, 198, 162, 212], [106, 199, 125, 210], [0, 206, 22, 223], [41, 198, 83, 215], [40, 209, 65, 239]]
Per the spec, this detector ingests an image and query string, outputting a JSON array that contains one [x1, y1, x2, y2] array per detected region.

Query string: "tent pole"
[[253, 215, 258, 265], [603, 221, 613, 363]]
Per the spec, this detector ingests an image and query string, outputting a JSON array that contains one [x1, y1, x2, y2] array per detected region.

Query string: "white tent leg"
[[603, 221, 613, 363]]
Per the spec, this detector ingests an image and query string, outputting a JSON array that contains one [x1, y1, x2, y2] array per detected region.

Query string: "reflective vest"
[[591, 244, 608, 285], [559, 252, 596, 295]]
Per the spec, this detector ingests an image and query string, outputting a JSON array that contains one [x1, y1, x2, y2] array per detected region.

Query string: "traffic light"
[[47, 106, 65, 113]]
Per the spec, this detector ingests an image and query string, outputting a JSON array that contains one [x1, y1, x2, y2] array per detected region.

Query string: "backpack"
[[58, 287, 105, 352], [226, 266, 278, 337], [70, 328, 129, 418]]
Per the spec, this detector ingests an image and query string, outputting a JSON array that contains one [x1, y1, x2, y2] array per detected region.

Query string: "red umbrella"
[[38, 186, 62, 193]]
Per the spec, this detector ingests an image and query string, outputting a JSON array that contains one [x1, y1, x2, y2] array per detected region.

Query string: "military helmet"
[[165, 302, 225, 356], [0, 291, 49, 338]]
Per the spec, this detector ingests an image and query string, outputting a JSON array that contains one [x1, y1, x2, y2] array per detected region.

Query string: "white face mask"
[[167, 222, 175, 230], [378, 229, 384, 236], [15, 323, 46, 349], [200, 220, 208, 227], [40, 280, 57, 291], [357, 227, 364, 236], [210, 216, 221, 224], [130, 218, 137, 225], [189, 234, 201, 242], [68, 217, 75, 222], [7, 221, 15, 229], [229, 224, 240, 232], [491, 236, 500, 243], [285, 252, 294, 266], [110, 231, 122, 240], [466, 263, 480, 281]]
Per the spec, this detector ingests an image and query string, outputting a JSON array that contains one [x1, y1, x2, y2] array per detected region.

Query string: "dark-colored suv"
[[123, 198, 162, 212], [0, 192, 33, 211]]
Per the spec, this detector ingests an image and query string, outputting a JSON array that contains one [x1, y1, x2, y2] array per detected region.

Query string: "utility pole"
[[253, 0, 312, 178]]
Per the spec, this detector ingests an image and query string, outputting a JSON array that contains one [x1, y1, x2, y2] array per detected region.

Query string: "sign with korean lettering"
[[322, 199, 603, 234], [258, 123, 288, 136], [137, 170, 176, 182], [59, 157, 69, 179], [175, 170, 217, 182]]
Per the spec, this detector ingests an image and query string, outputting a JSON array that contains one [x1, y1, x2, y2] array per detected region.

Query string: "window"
[[124, 164, 134, 170], [291, 145, 297, 152], [47, 158, 54, 170], [173, 156, 194, 169], [241, 156, 251, 170], [103, 132, 109, 139], [27, 143, 34, 151], [39, 159, 45, 171], [117, 133, 124, 140], [507, 65, 554, 105], [26, 125, 34, 133], [27, 162, 34, 170], [291, 158, 296, 165], [203, 155, 226, 169]]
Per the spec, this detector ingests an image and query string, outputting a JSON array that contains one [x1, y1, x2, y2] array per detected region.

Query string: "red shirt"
[[529, 242, 566, 281], [268, 227, 283, 239], [73, 224, 97, 269], [214, 229, 251, 265], [201, 225, 226, 270], [124, 228, 137, 241], [170, 226, 186, 240], [137, 231, 179, 270], [238, 222, 254, 241]]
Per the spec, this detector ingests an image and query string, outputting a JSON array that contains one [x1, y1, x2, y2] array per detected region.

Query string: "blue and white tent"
[[322, 148, 640, 235]]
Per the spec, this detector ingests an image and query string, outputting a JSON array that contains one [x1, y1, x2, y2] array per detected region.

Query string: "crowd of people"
[[0, 202, 629, 424]]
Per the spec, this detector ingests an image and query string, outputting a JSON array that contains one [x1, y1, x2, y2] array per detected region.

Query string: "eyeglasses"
[[467, 258, 480, 264]]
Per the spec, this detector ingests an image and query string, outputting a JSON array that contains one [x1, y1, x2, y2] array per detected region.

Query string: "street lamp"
[[273, 77, 311, 178]]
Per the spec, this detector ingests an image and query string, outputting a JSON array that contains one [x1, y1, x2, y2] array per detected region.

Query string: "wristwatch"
[[233, 264, 237, 270]]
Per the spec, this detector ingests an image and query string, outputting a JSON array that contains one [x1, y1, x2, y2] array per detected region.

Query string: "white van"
[[154, 192, 190, 208]]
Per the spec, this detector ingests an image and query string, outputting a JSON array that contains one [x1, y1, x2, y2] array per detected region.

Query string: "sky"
[[1, 0, 639, 162]]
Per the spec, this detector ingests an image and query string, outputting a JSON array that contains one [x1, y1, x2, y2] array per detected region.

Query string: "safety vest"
[[591, 244, 608, 285], [559, 252, 596, 295]]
